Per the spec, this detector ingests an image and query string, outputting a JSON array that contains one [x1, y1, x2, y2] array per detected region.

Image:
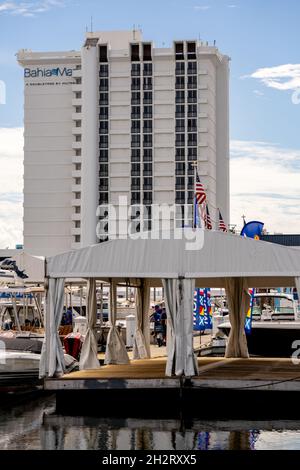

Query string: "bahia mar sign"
[[24, 67, 73, 78]]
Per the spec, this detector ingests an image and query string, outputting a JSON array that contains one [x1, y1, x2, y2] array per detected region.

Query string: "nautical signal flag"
[[193, 288, 212, 331], [218, 209, 227, 232], [195, 171, 207, 205], [204, 204, 212, 230], [245, 288, 255, 333]]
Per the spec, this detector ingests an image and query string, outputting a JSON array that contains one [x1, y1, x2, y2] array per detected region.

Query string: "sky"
[[1, 0, 300, 247]]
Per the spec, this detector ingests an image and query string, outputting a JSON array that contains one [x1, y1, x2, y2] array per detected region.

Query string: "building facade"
[[17, 30, 230, 256]]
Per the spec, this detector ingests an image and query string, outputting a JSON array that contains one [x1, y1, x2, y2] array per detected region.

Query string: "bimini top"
[[46, 229, 300, 288]]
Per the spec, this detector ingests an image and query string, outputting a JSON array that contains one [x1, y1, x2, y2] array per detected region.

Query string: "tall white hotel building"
[[17, 30, 230, 257]]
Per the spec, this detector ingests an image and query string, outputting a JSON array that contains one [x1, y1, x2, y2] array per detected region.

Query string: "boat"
[[218, 291, 300, 357]]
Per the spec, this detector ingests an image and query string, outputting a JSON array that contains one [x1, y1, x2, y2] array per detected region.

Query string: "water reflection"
[[1, 396, 300, 450]]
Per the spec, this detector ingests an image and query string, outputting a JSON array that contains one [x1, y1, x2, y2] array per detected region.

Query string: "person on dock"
[[150, 305, 164, 347]]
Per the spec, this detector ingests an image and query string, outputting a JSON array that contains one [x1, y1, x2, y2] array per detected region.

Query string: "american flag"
[[195, 171, 207, 205], [218, 209, 227, 232], [204, 204, 212, 230]]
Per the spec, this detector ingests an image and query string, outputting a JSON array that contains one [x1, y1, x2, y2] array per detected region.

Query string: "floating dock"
[[45, 357, 300, 419]]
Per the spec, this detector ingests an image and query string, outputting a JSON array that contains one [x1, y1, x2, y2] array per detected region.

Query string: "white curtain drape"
[[39, 277, 65, 378], [225, 277, 250, 358], [163, 278, 198, 377], [133, 279, 151, 359], [79, 278, 100, 370], [105, 279, 129, 364]]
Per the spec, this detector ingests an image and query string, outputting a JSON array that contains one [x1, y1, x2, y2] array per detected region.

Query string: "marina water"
[[1, 395, 300, 450]]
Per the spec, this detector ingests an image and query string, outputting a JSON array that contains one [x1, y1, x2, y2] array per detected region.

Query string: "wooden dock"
[[45, 356, 300, 392], [45, 357, 300, 419]]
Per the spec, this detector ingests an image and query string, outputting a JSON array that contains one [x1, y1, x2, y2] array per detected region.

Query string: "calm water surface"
[[1, 395, 300, 450]]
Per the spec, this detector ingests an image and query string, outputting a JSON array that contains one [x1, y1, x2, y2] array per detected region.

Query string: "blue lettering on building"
[[24, 67, 73, 78]]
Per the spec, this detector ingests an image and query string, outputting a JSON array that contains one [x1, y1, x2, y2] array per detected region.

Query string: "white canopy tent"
[[40, 229, 300, 378]]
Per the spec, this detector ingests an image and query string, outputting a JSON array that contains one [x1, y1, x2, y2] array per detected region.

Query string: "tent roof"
[[46, 229, 300, 288]]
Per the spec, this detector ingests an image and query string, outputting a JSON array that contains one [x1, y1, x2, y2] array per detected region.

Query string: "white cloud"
[[231, 140, 300, 233], [247, 64, 300, 91], [253, 89, 264, 97], [227, 4, 238, 7], [0, 128, 23, 248], [194, 5, 211, 11], [0, 0, 65, 17]]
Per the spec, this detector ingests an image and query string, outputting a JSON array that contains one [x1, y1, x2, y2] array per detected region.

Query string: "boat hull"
[[219, 322, 300, 357]]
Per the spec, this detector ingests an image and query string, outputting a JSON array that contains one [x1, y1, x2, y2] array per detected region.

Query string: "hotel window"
[[188, 176, 194, 189], [75, 163, 81, 170], [99, 45, 108, 62], [187, 41, 196, 60], [187, 61, 197, 75], [187, 191, 194, 204], [131, 134, 140, 147], [143, 63, 152, 76], [75, 91, 81, 99], [99, 79, 109, 91], [99, 64, 108, 77], [75, 77, 82, 84], [143, 192, 153, 205], [131, 63, 140, 76], [131, 106, 140, 119], [131, 178, 141, 190], [131, 149, 141, 162], [175, 91, 185, 103], [99, 135, 108, 148], [175, 192, 185, 204], [143, 91, 152, 104], [175, 76, 185, 89], [143, 149, 152, 161], [143, 162, 152, 176], [99, 107, 108, 120], [188, 133, 197, 146], [131, 192, 141, 204], [188, 162, 196, 175], [143, 77, 152, 90], [75, 106, 82, 113], [99, 150, 108, 162], [176, 177, 185, 190], [99, 193, 108, 204], [75, 192, 81, 199], [75, 149, 81, 156], [131, 120, 141, 133], [131, 77, 140, 90], [75, 235, 81, 243], [188, 104, 197, 117], [99, 164, 108, 177], [143, 177, 152, 190], [176, 105, 185, 118], [188, 75, 197, 89], [99, 179, 108, 191], [99, 93, 108, 105], [131, 92, 140, 104], [175, 148, 185, 161], [75, 206, 81, 214], [131, 163, 141, 176], [175, 134, 185, 147], [175, 119, 185, 132], [131, 44, 140, 61], [143, 120, 152, 133], [143, 134, 152, 148], [188, 147, 197, 160], [176, 62, 185, 75], [143, 106, 152, 119], [188, 119, 197, 132], [143, 43, 152, 61], [99, 121, 108, 134], [175, 162, 185, 175], [175, 42, 184, 60], [188, 90, 197, 103], [75, 135, 81, 142]]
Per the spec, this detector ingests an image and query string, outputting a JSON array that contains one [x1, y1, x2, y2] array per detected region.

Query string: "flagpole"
[[191, 161, 198, 229]]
